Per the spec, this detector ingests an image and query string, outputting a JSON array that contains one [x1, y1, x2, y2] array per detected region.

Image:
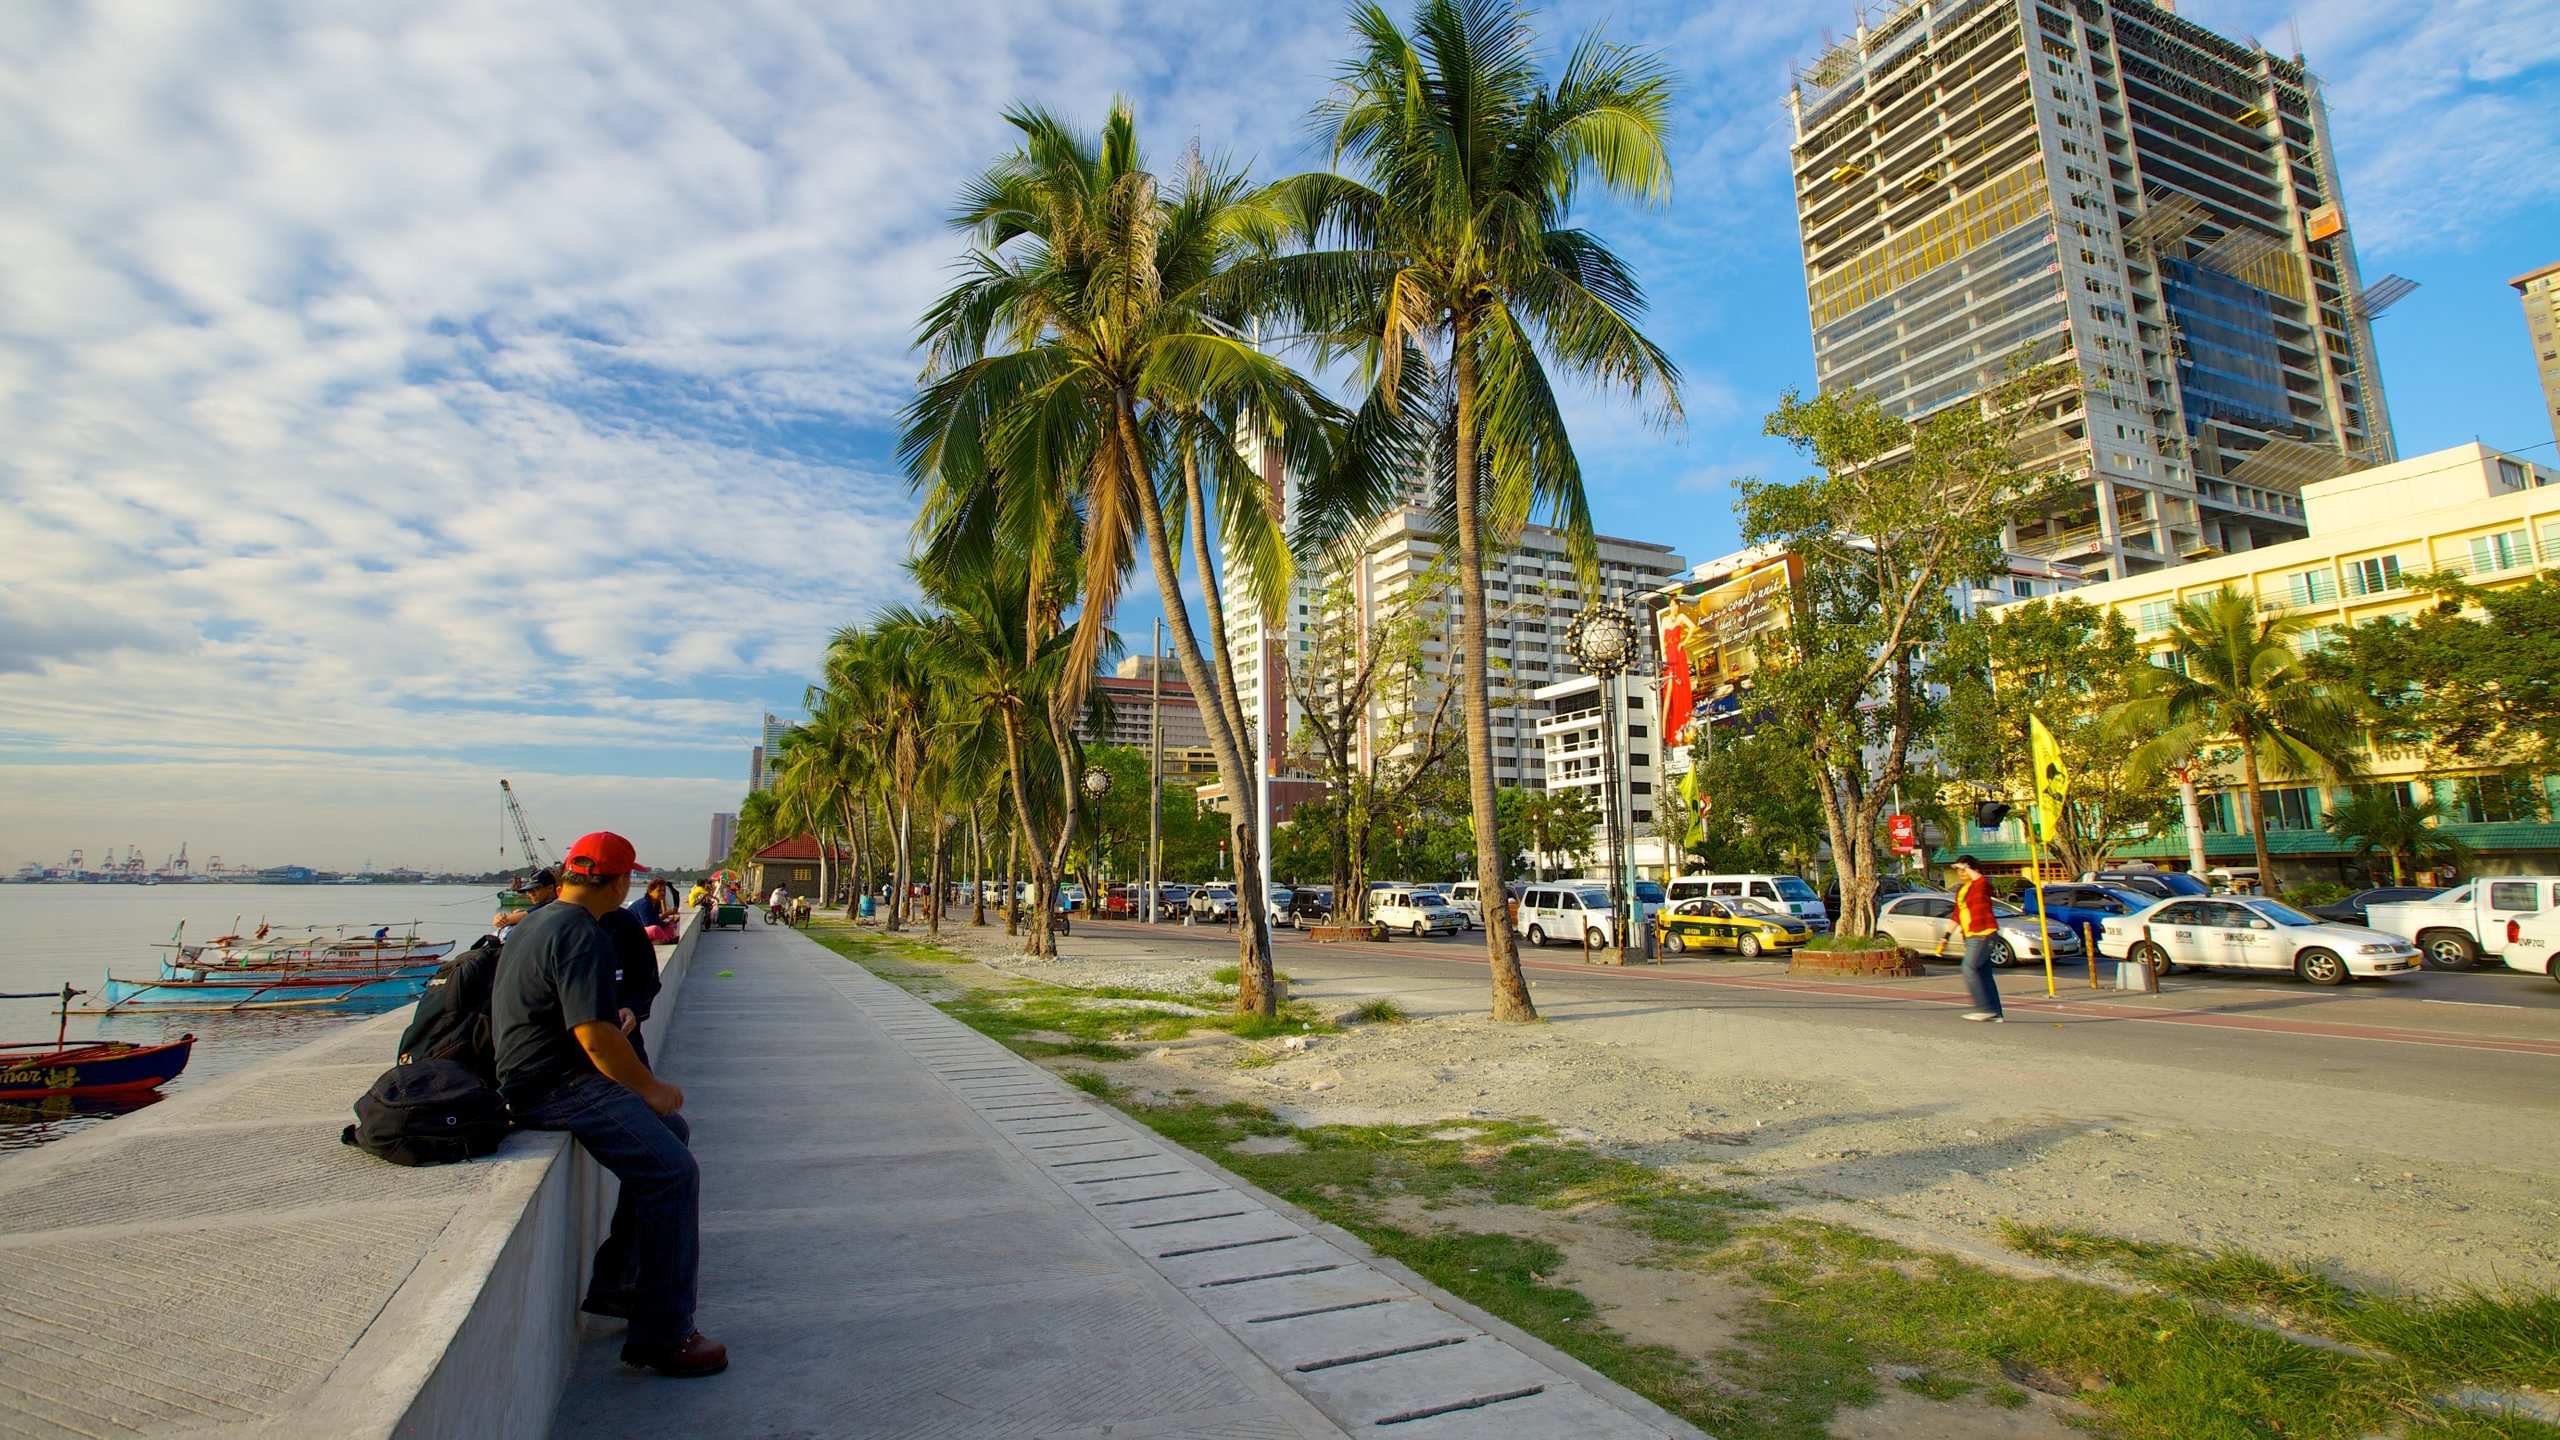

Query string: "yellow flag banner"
[[2029, 714, 2069, 843]]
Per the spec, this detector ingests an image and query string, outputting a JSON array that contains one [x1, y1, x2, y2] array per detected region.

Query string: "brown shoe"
[[621, 1330, 728, 1378]]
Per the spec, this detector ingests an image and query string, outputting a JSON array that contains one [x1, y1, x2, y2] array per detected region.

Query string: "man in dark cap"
[[493, 831, 724, 1378], [492, 867, 559, 935]]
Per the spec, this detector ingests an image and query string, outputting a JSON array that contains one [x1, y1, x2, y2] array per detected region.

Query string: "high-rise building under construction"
[[1788, 0, 2406, 581]]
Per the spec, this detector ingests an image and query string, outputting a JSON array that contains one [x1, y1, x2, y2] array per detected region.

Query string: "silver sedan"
[[1871, 893, 2086, 968]]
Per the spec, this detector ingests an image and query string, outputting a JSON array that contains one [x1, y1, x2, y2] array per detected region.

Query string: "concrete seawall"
[[0, 912, 700, 1440]]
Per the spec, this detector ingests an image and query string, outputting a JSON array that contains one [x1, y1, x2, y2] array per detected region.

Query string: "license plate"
[[2376, 961, 2413, 972]]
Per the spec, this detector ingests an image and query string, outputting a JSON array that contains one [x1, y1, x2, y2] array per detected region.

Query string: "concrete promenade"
[[551, 923, 1701, 1439], [0, 917, 698, 1440]]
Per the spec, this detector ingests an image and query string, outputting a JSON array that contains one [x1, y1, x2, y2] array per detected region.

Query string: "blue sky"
[[1, 0, 2553, 872]]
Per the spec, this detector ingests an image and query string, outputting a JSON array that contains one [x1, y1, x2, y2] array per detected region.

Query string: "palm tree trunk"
[[1113, 394, 1274, 1015], [2240, 739, 2274, 894], [1004, 821, 1020, 936], [1450, 338, 1536, 1020], [972, 805, 988, 927], [2175, 765, 2210, 879], [888, 777, 912, 932], [1179, 445, 1282, 1005]]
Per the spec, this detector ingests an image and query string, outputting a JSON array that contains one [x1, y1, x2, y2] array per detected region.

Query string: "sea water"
[[0, 883, 500, 1152]]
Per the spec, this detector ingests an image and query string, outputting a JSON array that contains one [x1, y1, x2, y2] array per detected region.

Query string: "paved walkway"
[[550, 924, 1698, 1439]]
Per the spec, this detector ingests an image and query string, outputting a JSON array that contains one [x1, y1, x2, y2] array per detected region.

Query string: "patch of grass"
[[1898, 1370, 1980, 1403], [1063, 1070, 1113, 1097], [1799, 933, 1899, 954], [2002, 1222, 2560, 1394], [1209, 964, 1291, 987], [1347, 997, 1410, 1024], [1232, 1051, 1278, 1070]]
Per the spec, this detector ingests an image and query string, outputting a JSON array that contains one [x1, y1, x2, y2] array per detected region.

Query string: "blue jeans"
[[513, 1071, 698, 1349], [1960, 934, 2004, 1016]]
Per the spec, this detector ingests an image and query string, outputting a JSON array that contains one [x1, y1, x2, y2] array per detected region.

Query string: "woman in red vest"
[[1949, 855, 2004, 1022]]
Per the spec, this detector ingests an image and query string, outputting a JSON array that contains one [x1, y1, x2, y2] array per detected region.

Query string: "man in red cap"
[[493, 830, 726, 1378]]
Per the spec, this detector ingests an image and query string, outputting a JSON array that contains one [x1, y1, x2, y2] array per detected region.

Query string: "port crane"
[[500, 780, 557, 875]]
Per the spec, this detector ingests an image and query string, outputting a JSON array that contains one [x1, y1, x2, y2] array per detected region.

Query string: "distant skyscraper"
[[1788, 0, 2399, 581], [751, 711, 792, 793], [709, 812, 738, 867], [2513, 261, 2560, 450]]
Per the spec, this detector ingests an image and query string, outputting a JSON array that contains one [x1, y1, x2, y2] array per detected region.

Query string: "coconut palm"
[[1257, 0, 1683, 1019], [2124, 589, 2365, 891], [2320, 789, 2472, 885], [903, 103, 1344, 1013]]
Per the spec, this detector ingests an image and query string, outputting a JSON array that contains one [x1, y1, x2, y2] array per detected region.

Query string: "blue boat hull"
[[93, 972, 428, 1011]]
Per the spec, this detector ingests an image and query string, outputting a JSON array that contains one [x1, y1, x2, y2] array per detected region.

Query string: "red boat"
[[0, 987, 195, 1099]]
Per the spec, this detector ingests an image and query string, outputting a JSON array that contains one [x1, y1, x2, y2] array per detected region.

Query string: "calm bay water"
[[0, 882, 500, 1152]]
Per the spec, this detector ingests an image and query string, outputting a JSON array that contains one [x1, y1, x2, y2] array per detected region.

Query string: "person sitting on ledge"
[[494, 831, 726, 1378], [493, 868, 559, 936]]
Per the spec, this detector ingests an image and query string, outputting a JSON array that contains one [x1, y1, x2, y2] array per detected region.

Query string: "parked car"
[[1655, 896, 1811, 958], [1285, 886, 1337, 929], [2365, 878, 2560, 979], [2080, 867, 2210, 902], [1372, 888, 1468, 937], [1870, 893, 2085, 968], [2308, 886, 2443, 930], [2019, 884, 2159, 944], [2099, 895, 2421, 985], [1442, 880, 1486, 929], [1821, 873, 1928, 918], [1669, 873, 1829, 930], [1518, 883, 1617, 948], [1058, 884, 1086, 912], [1187, 885, 1238, 923]]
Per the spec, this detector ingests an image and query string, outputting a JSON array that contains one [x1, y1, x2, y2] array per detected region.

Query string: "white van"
[[1518, 883, 1617, 948], [1667, 873, 1829, 930], [1443, 881, 1486, 929]]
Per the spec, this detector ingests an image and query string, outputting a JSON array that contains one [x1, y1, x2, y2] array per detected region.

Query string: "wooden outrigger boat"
[[79, 968, 430, 1014], [0, 987, 195, 1099]]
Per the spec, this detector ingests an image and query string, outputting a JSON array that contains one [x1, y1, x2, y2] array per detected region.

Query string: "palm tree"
[[824, 617, 943, 930], [2125, 589, 2365, 891], [904, 104, 1341, 1013], [2320, 788, 2472, 885], [1259, 0, 1683, 1019]]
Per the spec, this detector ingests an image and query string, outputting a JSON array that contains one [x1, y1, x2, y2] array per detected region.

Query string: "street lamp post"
[[1565, 596, 1647, 962], [1083, 765, 1113, 907]]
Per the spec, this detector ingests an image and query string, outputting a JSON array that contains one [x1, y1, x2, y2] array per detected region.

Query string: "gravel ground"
[[899, 924, 2560, 1298]]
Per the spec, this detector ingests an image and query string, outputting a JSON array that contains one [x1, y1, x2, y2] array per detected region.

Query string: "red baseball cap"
[[562, 831, 648, 879]]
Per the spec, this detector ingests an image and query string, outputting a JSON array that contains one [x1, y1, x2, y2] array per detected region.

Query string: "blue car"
[[2020, 884, 2160, 945]]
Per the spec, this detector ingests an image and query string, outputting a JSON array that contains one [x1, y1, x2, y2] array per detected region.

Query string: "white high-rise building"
[[1219, 481, 1686, 792]]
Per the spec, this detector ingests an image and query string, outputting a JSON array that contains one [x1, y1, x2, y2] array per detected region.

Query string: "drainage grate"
[[1374, 1385, 1546, 1426]]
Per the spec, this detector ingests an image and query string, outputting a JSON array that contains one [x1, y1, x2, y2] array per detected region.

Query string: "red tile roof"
[[751, 834, 848, 862]]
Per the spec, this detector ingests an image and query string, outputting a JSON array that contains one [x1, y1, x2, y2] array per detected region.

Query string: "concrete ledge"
[[0, 911, 698, 1440]]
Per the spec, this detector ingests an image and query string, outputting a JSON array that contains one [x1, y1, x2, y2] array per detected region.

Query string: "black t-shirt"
[[596, 907, 663, 1022], [492, 902, 621, 1106]]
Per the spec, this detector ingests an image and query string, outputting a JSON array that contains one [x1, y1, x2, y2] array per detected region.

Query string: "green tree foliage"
[[2318, 790, 2472, 885], [1735, 369, 2066, 936], [1940, 598, 2178, 878], [2122, 589, 2365, 891], [1264, 0, 1683, 1020], [2308, 572, 2560, 776], [1674, 724, 1825, 878]]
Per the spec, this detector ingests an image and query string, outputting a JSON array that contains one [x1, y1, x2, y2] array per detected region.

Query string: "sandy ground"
[[911, 921, 2560, 1299]]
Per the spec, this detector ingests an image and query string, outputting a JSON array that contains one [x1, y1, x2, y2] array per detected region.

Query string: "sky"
[[2, 0, 2554, 875]]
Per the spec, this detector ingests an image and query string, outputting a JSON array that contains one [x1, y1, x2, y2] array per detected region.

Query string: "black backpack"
[[398, 936, 503, 1081], [340, 1059, 511, 1166]]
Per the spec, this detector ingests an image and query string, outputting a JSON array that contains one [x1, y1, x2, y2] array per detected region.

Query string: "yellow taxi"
[[1655, 896, 1813, 959]]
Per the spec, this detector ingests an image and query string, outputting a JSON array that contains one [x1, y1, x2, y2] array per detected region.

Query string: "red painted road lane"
[[1081, 920, 2560, 1060]]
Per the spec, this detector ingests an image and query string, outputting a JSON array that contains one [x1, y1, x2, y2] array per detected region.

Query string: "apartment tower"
[[1788, 0, 2401, 581], [2513, 261, 2560, 450]]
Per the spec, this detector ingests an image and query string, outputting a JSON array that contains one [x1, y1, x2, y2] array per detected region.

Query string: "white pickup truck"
[[2365, 877, 2560, 983]]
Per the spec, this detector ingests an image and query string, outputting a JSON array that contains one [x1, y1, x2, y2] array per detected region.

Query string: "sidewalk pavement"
[[549, 924, 1702, 1439]]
